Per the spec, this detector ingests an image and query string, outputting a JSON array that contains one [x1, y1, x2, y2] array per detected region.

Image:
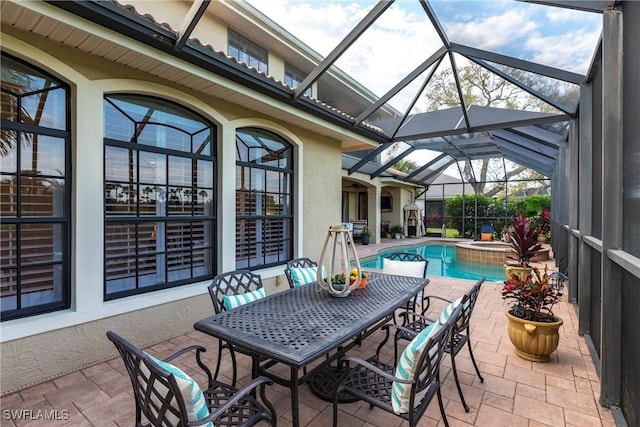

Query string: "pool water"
[[360, 243, 505, 282]]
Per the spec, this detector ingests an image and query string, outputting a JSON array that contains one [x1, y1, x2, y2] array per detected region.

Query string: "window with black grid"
[[236, 128, 292, 269], [0, 53, 71, 321], [228, 28, 268, 74], [284, 63, 312, 97], [104, 94, 216, 299]]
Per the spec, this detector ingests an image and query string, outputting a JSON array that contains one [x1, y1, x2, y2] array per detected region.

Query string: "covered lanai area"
[[1, 1, 638, 425]]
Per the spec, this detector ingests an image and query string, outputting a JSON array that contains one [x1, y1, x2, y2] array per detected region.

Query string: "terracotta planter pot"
[[504, 265, 532, 281], [537, 234, 548, 243], [505, 311, 563, 362]]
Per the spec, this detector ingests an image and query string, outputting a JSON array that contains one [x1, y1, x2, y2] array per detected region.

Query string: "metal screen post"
[[600, 4, 623, 408]]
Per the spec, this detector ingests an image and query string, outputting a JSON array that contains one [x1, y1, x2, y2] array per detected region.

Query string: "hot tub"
[[455, 241, 550, 265]]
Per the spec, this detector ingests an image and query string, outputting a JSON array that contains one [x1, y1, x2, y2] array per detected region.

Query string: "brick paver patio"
[[0, 239, 617, 426]]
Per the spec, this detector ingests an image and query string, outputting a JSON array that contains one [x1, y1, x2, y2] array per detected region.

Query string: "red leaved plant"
[[502, 266, 562, 322], [506, 214, 542, 268]]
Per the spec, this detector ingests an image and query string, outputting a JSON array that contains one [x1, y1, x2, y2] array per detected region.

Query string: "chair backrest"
[[208, 270, 263, 314], [413, 303, 462, 395], [350, 219, 367, 237], [456, 277, 485, 333], [481, 224, 493, 233], [550, 271, 567, 291], [107, 331, 195, 427], [284, 258, 318, 289], [391, 304, 462, 414], [480, 224, 493, 241], [383, 252, 428, 278]]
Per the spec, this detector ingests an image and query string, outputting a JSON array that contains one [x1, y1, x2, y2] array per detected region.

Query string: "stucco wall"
[[1, 294, 212, 395], [0, 22, 346, 394], [300, 133, 343, 260]]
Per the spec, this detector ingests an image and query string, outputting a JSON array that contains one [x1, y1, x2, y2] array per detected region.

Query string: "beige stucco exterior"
[[380, 185, 416, 234], [1, 294, 214, 394], [0, 2, 349, 394]]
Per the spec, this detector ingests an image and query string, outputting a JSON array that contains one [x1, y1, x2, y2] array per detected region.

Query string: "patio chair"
[[550, 271, 568, 292], [380, 220, 391, 237], [382, 252, 428, 278], [208, 270, 266, 384], [395, 277, 486, 412], [284, 257, 318, 288], [480, 224, 493, 241], [382, 252, 429, 321], [332, 304, 463, 427], [106, 331, 276, 427], [350, 219, 368, 240]]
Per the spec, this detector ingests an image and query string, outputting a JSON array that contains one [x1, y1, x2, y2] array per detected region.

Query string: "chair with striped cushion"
[[107, 331, 276, 427], [208, 271, 266, 385], [284, 258, 318, 288], [383, 252, 428, 278], [383, 252, 429, 322], [223, 288, 266, 309], [396, 277, 486, 412], [331, 304, 462, 427], [208, 270, 265, 315]]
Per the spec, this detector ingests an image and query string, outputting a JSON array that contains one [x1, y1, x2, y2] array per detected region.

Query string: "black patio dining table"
[[194, 271, 429, 426]]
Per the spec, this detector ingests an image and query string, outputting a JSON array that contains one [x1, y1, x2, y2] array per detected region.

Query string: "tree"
[[392, 158, 418, 173], [425, 65, 524, 112], [382, 141, 420, 173], [504, 170, 551, 198], [445, 194, 551, 239], [1, 67, 53, 157], [422, 63, 568, 194]]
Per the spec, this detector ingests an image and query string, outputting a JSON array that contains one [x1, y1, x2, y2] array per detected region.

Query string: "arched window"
[[236, 128, 293, 269], [1, 53, 71, 320], [104, 94, 216, 299]]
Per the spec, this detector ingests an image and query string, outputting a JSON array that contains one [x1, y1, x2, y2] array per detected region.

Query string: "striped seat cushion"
[[391, 321, 441, 413], [143, 354, 213, 427], [391, 297, 463, 414], [223, 288, 266, 310], [438, 297, 465, 328], [289, 266, 318, 287]]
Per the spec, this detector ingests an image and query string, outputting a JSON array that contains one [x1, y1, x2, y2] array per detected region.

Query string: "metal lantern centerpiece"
[[317, 224, 362, 297]]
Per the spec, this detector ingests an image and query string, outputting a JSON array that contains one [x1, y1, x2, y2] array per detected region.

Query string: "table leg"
[[290, 366, 299, 427], [250, 355, 259, 398], [309, 364, 357, 403]]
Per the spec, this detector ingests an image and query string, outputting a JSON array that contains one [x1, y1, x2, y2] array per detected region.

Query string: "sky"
[[247, 0, 602, 98], [246, 0, 602, 167]]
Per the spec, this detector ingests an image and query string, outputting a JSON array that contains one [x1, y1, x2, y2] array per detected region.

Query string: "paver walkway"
[[1, 239, 617, 426]]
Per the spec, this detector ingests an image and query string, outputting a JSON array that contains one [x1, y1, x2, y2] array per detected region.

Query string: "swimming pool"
[[360, 243, 505, 282]]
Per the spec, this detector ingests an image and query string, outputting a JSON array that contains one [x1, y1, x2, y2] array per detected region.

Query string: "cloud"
[[525, 29, 601, 73], [248, 0, 600, 99], [444, 10, 538, 50], [333, 6, 443, 96], [249, 1, 443, 98], [248, 1, 372, 56], [546, 7, 592, 23]]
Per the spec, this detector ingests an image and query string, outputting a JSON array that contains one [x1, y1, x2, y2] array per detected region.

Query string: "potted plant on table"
[[360, 227, 372, 245], [502, 266, 564, 362], [327, 269, 369, 291], [504, 214, 542, 281]]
